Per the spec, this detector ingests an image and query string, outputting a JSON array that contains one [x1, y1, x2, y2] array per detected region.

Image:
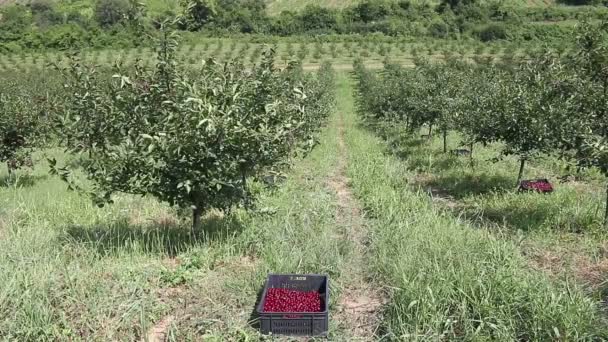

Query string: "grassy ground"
[[375, 125, 608, 297], [1, 73, 607, 340], [346, 73, 608, 341], [0, 73, 379, 340]]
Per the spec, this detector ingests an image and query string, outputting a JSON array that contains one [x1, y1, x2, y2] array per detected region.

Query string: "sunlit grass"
[[0, 80, 359, 339], [341, 73, 608, 339], [2, 71, 607, 340]]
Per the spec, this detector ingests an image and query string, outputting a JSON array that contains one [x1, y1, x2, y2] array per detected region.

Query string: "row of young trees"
[[0, 72, 60, 179], [353, 20, 608, 226], [0, 30, 335, 231], [0, 38, 550, 72]]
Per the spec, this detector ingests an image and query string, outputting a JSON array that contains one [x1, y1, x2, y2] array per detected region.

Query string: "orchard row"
[[0, 37, 573, 72], [0, 30, 336, 230], [353, 20, 608, 226]]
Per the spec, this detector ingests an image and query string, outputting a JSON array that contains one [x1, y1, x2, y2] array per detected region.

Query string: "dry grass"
[[328, 107, 385, 340], [527, 242, 608, 293]]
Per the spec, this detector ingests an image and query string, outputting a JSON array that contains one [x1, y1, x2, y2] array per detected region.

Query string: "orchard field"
[[0, 36, 581, 73], [2, 0, 608, 341]]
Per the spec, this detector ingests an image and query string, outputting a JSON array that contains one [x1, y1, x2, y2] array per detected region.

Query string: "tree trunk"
[[7, 162, 12, 178], [428, 124, 433, 138], [192, 206, 203, 236], [604, 183, 608, 229], [469, 142, 474, 168], [443, 130, 448, 153], [241, 171, 249, 209], [516, 158, 526, 187]]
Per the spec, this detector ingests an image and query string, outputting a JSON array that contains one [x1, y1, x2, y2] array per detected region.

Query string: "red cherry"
[[263, 288, 322, 313]]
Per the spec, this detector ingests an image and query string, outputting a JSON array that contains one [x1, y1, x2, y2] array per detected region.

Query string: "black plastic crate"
[[519, 178, 554, 193], [256, 273, 329, 337]]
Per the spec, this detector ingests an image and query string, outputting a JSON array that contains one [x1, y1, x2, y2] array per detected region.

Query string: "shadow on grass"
[[389, 136, 425, 149], [417, 173, 514, 200], [63, 213, 245, 257], [404, 153, 465, 173], [465, 202, 597, 233], [64, 154, 92, 170], [385, 136, 470, 173], [248, 287, 264, 332], [0, 173, 48, 188]]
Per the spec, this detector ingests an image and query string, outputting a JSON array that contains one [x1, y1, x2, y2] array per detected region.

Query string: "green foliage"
[[298, 5, 338, 33], [438, 0, 478, 12], [428, 19, 450, 39], [29, 0, 63, 28], [346, 100, 608, 339], [0, 0, 606, 52], [94, 0, 136, 27], [52, 30, 334, 229], [346, 0, 393, 23], [0, 85, 51, 174], [178, 0, 269, 33], [475, 23, 508, 42], [178, 0, 217, 31], [353, 19, 608, 225], [160, 253, 206, 286], [571, 26, 608, 167], [0, 5, 33, 40], [0, 0, 152, 53], [563, 20, 608, 225]]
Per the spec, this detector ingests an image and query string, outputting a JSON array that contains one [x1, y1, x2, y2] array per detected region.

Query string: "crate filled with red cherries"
[[519, 178, 554, 193], [256, 274, 329, 337]]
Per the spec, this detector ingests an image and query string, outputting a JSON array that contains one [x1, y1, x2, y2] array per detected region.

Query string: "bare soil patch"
[[328, 113, 386, 340], [147, 254, 260, 340], [144, 315, 175, 342], [528, 245, 608, 293]]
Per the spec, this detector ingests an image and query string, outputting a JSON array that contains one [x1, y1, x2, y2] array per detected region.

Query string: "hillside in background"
[[0, 0, 562, 16], [0, 0, 604, 54], [266, 0, 557, 13]]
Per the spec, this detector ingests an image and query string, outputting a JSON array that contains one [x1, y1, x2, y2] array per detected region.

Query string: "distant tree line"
[[176, 0, 607, 37], [0, 0, 606, 53], [0, 0, 148, 52]]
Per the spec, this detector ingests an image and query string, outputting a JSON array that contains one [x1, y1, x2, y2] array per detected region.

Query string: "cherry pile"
[[262, 288, 322, 313], [521, 180, 553, 192]]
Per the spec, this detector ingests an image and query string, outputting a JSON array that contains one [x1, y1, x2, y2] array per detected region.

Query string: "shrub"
[[428, 20, 450, 38], [557, 0, 602, 5], [94, 0, 134, 27], [52, 31, 334, 231], [298, 5, 338, 32], [347, 0, 392, 23], [475, 23, 508, 42]]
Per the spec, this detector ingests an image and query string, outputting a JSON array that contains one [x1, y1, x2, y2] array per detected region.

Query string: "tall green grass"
[[375, 118, 608, 300], [338, 74, 608, 340]]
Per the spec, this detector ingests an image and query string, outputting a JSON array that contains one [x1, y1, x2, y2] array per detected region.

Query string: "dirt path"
[[143, 78, 384, 341], [328, 111, 385, 340], [144, 315, 174, 342]]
